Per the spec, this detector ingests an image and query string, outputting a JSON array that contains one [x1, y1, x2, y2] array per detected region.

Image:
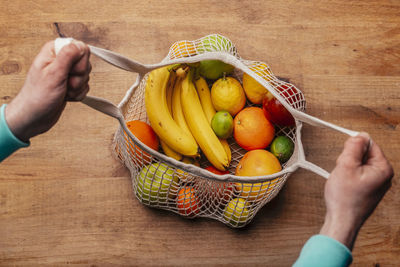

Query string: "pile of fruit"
[[121, 36, 299, 226]]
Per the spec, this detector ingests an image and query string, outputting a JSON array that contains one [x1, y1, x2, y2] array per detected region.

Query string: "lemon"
[[223, 198, 251, 226], [242, 73, 269, 104], [211, 76, 246, 116]]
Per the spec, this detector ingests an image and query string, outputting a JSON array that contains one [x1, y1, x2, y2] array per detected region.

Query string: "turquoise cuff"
[[0, 104, 29, 162], [293, 235, 353, 267]]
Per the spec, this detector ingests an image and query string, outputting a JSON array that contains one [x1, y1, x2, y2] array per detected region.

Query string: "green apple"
[[197, 35, 235, 53], [198, 60, 234, 80], [136, 162, 179, 204], [223, 198, 251, 226]]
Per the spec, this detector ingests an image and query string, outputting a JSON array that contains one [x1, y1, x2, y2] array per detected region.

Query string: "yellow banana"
[[160, 70, 183, 161], [181, 70, 229, 171], [160, 141, 182, 161], [220, 139, 231, 163], [194, 76, 232, 164], [145, 66, 199, 157], [194, 76, 216, 124], [172, 77, 196, 143], [166, 71, 177, 114]]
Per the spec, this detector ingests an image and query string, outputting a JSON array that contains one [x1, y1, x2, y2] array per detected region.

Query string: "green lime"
[[211, 111, 233, 139], [270, 136, 294, 163]]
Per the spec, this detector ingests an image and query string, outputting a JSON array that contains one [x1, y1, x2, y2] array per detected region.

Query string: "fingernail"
[[73, 41, 86, 54], [358, 132, 370, 139]]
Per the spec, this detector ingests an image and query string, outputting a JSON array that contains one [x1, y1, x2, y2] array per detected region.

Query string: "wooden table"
[[1, 1, 399, 266]]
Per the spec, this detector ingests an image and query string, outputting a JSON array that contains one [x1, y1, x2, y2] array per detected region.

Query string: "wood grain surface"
[[1, 0, 399, 266]]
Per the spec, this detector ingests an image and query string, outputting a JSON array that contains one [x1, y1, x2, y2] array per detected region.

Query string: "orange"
[[171, 41, 196, 58], [211, 76, 246, 116], [124, 120, 159, 164], [235, 149, 282, 201], [233, 107, 275, 150], [177, 187, 200, 216]]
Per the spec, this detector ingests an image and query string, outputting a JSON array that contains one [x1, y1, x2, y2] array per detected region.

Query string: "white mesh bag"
[[55, 35, 359, 228]]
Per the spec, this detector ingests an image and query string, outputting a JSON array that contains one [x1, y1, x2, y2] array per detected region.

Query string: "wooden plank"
[[0, 0, 399, 266]]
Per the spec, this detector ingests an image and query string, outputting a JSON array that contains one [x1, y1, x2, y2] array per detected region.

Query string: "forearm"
[[293, 235, 353, 267], [320, 212, 361, 251], [0, 104, 30, 162]]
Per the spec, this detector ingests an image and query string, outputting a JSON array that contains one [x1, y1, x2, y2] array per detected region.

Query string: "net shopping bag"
[[55, 35, 359, 227]]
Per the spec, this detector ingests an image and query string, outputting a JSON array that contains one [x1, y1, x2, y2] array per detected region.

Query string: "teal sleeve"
[[0, 104, 30, 162], [293, 235, 353, 267]]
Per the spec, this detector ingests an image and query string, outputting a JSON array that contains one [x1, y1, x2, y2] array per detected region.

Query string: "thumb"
[[337, 133, 370, 167], [50, 41, 87, 79]]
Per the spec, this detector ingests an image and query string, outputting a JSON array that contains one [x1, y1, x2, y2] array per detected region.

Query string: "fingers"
[[64, 41, 91, 101], [68, 73, 89, 88], [336, 133, 370, 167], [70, 47, 91, 75], [367, 140, 394, 178], [50, 41, 88, 80], [66, 84, 90, 101], [31, 41, 57, 70], [66, 70, 90, 101]]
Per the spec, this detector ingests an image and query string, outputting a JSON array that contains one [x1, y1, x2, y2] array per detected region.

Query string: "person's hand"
[[4, 40, 91, 142], [320, 133, 394, 250]]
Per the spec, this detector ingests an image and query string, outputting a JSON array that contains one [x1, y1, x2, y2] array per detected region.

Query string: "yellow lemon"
[[243, 63, 274, 105], [211, 76, 246, 116]]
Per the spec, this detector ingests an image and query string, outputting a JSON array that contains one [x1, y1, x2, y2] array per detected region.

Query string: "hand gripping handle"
[[54, 38, 141, 121]]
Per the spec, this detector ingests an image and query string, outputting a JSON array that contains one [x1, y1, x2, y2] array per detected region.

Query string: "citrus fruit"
[[136, 162, 179, 204], [171, 41, 196, 58], [205, 166, 230, 175], [125, 120, 159, 164], [177, 187, 200, 216], [199, 60, 234, 80], [249, 63, 273, 79], [233, 107, 275, 150], [270, 136, 294, 163], [211, 111, 233, 139], [235, 149, 282, 201], [205, 166, 234, 204], [242, 72, 270, 104], [211, 76, 246, 116], [176, 157, 200, 183], [223, 198, 251, 226]]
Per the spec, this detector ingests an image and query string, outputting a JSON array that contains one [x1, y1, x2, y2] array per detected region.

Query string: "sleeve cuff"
[[0, 104, 29, 162], [293, 235, 353, 267]]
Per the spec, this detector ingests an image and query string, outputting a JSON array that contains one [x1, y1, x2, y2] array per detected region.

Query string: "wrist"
[[5, 98, 31, 142], [320, 212, 361, 250]]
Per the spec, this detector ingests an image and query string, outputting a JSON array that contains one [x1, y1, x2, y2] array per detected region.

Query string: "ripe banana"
[[194, 76, 232, 164], [172, 77, 196, 143], [145, 66, 199, 157], [160, 70, 183, 161], [220, 139, 231, 163], [194, 76, 216, 124], [181, 71, 229, 171], [160, 140, 182, 161]]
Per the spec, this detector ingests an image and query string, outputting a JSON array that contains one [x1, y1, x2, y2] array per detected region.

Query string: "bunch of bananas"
[[145, 65, 231, 171]]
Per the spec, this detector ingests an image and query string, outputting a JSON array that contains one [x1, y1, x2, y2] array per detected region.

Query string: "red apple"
[[262, 84, 296, 127]]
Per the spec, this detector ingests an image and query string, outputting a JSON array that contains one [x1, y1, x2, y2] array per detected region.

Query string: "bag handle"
[[55, 38, 150, 120]]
